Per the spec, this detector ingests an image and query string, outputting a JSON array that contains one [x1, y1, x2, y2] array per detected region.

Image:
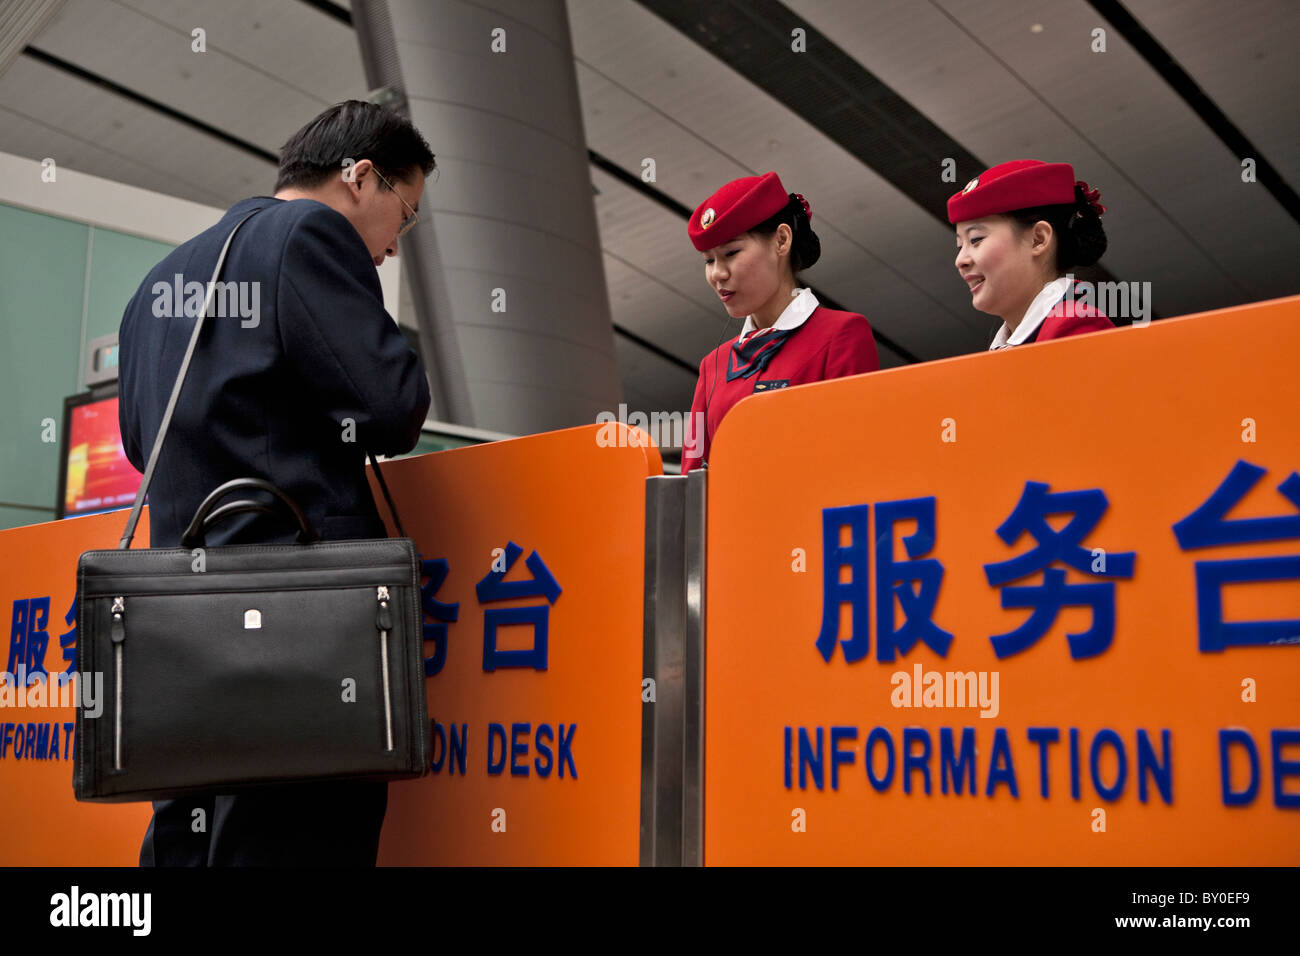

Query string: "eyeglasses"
[[371, 167, 419, 238]]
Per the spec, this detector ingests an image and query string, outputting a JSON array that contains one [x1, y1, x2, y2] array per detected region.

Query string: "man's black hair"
[[275, 100, 435, 192]]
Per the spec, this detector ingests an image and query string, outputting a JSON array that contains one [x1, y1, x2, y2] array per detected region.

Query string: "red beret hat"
[[947, 160, 1076, 224], [688, 171, 791, 251]]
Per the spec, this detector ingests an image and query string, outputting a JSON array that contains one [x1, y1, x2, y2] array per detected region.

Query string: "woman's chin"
[[968, 288, 996, 317]]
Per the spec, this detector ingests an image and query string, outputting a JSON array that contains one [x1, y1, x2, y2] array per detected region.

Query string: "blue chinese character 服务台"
[[476, 541, 562, 672], [816, 497, 953, 663], [1172, 459, 1300, 652], [6, 596, 51, 685], [983, 482, 1136, 660], [419, 557, 460, 677]]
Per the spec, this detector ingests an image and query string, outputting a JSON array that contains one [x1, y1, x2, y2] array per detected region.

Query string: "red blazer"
[[1032, 294, 1113, 342], [681, 306, 878, 473]]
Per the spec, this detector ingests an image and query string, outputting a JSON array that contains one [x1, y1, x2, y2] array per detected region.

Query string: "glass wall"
[[0, 202, 173, 530]]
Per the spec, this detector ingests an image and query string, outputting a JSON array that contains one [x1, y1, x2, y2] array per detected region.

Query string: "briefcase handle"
[[181, 477, 320, 549]]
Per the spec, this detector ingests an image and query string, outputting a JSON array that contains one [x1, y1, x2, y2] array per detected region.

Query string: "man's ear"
[[344, 158, 373, 202]]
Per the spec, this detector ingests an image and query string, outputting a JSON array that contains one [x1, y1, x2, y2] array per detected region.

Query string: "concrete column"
[[354, 0, 623, 434]]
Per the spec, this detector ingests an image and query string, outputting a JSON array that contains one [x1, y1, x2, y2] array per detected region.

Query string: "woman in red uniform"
[[681, 172, 879, 473], [949, 160, 1114, 350]]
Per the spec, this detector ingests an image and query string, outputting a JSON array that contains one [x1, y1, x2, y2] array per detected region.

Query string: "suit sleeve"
[[680, 360, 709, 475], [276, 208, 432, 456], [117, 288, 144, 473], [824, 313, 880, 379]]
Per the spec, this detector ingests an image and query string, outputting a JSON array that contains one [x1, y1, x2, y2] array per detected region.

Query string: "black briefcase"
[[73, 210, 429, 802]]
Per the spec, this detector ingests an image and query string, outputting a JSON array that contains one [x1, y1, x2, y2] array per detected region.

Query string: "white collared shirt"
[[988, 277, 1072, 350], [737, 288, 820, 345]]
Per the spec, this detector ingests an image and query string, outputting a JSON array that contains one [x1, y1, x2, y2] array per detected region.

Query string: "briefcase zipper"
[[376, 586, 394, 752], [110, 596, 125, 771]]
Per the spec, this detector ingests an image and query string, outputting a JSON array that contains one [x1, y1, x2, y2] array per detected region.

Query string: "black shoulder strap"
[[118, 212, 258, 549], [118, 210, 408, 549], [367, 449, 407, 539]]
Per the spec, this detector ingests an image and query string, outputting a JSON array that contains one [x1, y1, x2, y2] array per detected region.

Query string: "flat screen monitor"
[[57, 387, 141, 519]]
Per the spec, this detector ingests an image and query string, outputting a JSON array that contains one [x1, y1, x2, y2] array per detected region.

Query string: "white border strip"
[[0, 148, 223, 244]]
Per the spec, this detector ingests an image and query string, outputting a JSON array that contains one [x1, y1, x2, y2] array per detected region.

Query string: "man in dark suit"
[[117, 101, 434, 866]]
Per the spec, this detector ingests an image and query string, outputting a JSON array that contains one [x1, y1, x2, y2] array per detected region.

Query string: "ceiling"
[[3, 0, 1297, 425]]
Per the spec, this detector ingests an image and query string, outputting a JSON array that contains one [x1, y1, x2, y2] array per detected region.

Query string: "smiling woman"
[[682, 171, 880, 473], [949, 160, 1115, 350]]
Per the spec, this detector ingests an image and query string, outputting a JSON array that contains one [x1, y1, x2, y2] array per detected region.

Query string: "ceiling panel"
[[37, 0, 367, 147], [1122, 0, 1300, 192], [0, 53, 271, 205], [786, 0, 1300, 317]]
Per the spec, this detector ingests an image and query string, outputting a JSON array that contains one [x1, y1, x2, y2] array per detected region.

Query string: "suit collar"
[[737, 288, 820, 344], [989, 277, 1072, 350]]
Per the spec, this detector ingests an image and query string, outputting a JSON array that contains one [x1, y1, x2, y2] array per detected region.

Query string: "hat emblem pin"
[[701, 207, 716, 227], [962, 177, 979, 194]]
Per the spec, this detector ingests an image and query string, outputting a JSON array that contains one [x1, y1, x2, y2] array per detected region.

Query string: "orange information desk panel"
[[703, 297, 1300, 865], [0, 424, 659, 866]]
